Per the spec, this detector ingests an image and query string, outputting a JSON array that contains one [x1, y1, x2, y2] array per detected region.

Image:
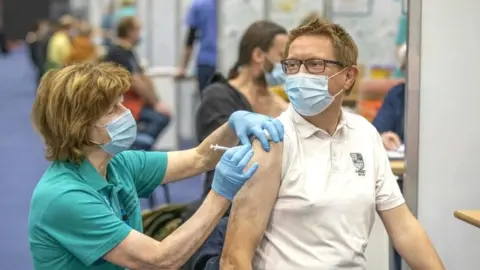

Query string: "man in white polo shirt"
[[218, 19, 445, 269]]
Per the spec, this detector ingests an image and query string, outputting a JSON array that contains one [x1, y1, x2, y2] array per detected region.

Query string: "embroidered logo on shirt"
[[350, 153, 366, 176]]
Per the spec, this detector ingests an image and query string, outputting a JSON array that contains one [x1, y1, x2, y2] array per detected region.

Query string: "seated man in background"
[[372, 44, 406, 151], [104, 16, 171, 151], [193, 19, 444, 270]]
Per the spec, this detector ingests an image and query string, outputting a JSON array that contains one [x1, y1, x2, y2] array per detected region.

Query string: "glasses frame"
[[280, 58, 344, 75]]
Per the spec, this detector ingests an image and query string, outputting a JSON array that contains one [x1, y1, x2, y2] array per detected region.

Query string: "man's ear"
[[344, 65, 359, 95]]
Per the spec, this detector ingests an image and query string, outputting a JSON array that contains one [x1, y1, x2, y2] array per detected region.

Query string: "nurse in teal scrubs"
[[393, 14, 407, 78], [28, 62, 284, 270]]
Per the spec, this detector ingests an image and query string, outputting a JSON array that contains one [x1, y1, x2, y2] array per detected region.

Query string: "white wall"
[[411, 0, 480, 269]]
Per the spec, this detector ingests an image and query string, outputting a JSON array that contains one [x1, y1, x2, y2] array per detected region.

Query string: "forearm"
[[196, 122, 238, 171], [163, 124, 237, 183], [153, 191, 229, 269], [131, 76, 158, 106], [143, 75, 161, 101], [180, 46, 193, 70], [393, 219, 444, 269]]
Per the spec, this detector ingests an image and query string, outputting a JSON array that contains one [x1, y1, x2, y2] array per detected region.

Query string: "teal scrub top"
[[28, 150, 168, 270], [393, 14, 408, 78]]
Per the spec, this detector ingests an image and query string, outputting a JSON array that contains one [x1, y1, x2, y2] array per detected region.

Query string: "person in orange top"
[[66, 22, 98, 65]]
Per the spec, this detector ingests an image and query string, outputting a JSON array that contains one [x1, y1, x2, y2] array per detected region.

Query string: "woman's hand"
[[228, 111, 284, 152], [211, 145, 259, 201]]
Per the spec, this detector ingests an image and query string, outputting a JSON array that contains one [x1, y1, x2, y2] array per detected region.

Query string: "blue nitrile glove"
[[212, 145, 259, 201], [228, 111, 284, 152]]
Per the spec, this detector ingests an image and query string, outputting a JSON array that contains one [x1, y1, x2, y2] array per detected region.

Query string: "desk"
[[389, 160, 405, 176], [454, 210, 480, 228]]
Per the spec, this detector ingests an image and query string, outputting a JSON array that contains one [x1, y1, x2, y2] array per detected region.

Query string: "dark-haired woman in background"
[[195, 20, 289, 197]]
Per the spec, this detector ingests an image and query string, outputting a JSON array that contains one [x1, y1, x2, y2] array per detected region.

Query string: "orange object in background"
[[357, 78, 405, 121]]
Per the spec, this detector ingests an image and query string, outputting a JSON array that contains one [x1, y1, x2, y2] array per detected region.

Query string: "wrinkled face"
[[90, 96, 128, 144], [286, 34, 356, 96]]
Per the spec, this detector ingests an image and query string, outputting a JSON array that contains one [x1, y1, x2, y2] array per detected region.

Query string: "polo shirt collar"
[[287, 105, 355, 139], [78, 159, 119, 191]]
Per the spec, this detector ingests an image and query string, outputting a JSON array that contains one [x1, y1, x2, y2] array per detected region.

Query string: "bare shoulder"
[[233, 139, 283, 205]]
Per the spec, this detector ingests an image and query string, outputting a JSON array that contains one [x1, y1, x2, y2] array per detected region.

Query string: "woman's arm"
[[163, 111, 283, 184], [162, 123, 237, 184], [106, 145, 258, 269], [104, 190, 230, 270]]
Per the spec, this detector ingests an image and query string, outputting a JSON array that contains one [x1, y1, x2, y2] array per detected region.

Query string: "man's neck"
[[304, 99, 343, 136], [86, 150, 111, 178]]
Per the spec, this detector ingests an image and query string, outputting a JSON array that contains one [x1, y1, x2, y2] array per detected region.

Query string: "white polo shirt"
[[253, 105, 405, 270]]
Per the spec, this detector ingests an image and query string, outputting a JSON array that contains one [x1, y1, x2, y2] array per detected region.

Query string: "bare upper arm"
[[221, 139, 283, 264], [378, 203, 411, 240]]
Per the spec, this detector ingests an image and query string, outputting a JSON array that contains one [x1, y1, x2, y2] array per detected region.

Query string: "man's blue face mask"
[[285, 69, 346, 116]]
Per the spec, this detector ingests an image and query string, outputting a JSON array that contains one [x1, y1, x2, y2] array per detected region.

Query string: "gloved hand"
[[212, 145, 259, 201], [228, 111, 284, 152]]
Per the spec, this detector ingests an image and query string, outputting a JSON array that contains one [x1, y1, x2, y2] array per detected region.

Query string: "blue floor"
[[0, 46, 202, 269]]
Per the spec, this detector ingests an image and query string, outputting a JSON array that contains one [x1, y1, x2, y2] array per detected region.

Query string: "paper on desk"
[[387, 144, 405, 159]]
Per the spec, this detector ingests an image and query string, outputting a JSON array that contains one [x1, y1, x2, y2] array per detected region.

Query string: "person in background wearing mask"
[[45, 15, 75, 71], [66, 22, 98, 65], [28, 62, 285, 270], [194, 19, 444, 270], [175, 0, 217, 93], [195, 20, 288, 199], [104, 16, 171, 151], [373, 43, 406, 151]]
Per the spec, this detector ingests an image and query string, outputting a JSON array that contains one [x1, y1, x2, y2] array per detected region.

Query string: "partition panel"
[[406, 0, 480, 269]]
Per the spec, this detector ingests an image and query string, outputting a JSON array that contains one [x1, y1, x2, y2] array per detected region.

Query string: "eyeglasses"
[[280, 58, 344, 75]]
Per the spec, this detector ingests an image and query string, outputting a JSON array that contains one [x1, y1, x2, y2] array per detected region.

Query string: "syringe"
[[210, 144, 231, 151]]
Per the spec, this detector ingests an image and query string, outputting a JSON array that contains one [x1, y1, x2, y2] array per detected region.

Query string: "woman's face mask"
[[263, 54, 287, 86], [265, 62, 286, 86], [98, 110, 137, 156]]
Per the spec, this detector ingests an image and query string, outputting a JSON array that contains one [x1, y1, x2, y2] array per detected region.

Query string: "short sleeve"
[[104, 50, 135, 73], [195, 84, 238, 142], [186, 2, 201, 28], [116, 151, 168, 198], [40, 190, 132, 266], [374, 133, 405, 211]]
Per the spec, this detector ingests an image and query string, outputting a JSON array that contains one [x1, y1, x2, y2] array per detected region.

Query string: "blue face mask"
[[100, 110, 137, 156], [265, 63, 286, 86], [285, 72, 344, 116]]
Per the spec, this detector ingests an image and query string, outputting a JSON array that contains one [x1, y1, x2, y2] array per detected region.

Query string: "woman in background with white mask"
[[195, 20, 288, 199], [28, 62, 285, 270]]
